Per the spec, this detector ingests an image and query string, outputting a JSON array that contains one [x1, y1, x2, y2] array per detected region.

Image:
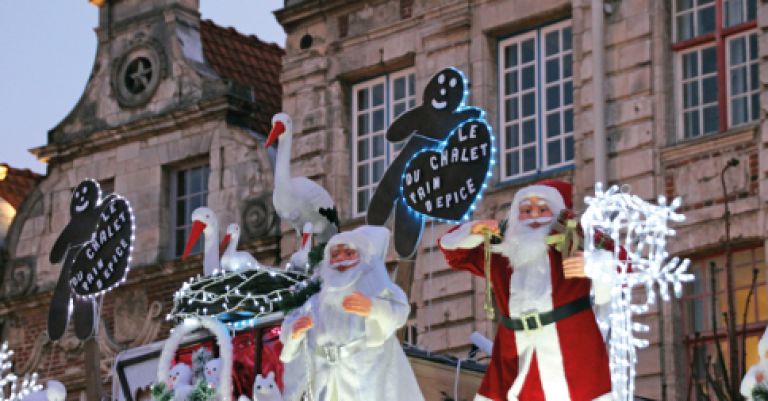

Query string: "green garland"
[[152, 380, 217, 401], [307, 242, 327, 269], [754, 383, 768, 401], [188, 380, 216, 401], [151, 383, 172, 401], [191, 348, 213, 382]]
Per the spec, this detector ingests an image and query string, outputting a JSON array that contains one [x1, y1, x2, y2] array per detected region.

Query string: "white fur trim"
[[324, 226, 390, 262], [439, 222, 484, 250], [509, 185, 566, 222], [507, 324, 571, 401], [158, 317, 233, 401], [46, 381, 66, 401], [473, 394, 494, 401]]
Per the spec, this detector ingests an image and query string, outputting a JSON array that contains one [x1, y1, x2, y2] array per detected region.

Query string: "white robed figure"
[[279, 226, 424, 401]]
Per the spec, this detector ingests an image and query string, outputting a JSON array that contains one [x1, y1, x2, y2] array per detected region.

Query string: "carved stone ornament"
[[111, 37, 168, 108], [0, 256, 36, 300], [240, 194, 280, 241]]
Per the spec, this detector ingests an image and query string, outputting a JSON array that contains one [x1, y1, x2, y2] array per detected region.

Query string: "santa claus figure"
[[279, 226, 424, 401], [439, 179, 615, 401]]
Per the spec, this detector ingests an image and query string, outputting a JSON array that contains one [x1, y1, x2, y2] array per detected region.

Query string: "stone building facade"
[[274, 0, 768, 400], [1, 0, 283, 398]]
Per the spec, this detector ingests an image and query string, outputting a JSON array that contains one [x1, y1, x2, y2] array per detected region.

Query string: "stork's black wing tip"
[[318, 206, 340, 229]]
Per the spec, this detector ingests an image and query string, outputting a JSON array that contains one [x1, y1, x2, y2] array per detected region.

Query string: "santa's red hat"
[[509, 179, 573, 220]]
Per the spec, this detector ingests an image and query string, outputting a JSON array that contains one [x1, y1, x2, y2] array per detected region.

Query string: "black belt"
[[501, 296, 592, 332]]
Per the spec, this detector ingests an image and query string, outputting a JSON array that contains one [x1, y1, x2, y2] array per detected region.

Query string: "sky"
[[0, 0, 287, 174]]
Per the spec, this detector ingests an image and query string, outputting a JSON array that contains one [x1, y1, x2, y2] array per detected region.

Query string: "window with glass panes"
[[352, 69, 416, 216], [683, 246, 767, 399], [673, 0, 759, 140], [171, 163, 210, 258], [498, 20, 573, 181]]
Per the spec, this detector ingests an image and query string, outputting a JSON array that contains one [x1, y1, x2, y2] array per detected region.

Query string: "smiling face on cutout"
[[424, 68, 465, 112], [70, 180, 100, 216]]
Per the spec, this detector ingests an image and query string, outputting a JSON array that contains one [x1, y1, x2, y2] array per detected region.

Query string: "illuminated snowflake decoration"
[[581, 183, 694, 401], [0, 342, 43, 401]]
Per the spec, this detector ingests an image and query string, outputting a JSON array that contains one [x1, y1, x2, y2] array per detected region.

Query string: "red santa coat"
[[439, 230, 612, 401]]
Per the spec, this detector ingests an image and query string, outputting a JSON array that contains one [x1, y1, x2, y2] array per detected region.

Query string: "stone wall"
[[11, 119, 274, 291], [276, 0, 768, 400], [2, 1, 282, 398]]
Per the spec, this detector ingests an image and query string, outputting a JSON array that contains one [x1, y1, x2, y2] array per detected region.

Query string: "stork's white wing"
[[290, 176, 335, 209]]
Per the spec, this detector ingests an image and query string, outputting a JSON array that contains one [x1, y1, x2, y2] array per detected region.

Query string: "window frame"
[[350, 68, 416, 218], [539, 21, 575, 171], [168, 161, 210, 259], [675, 42, 720, 139], [497, 19, 574, 183], [725, 30, 760, 127], [672, 0, 758, 141], [388, 68, 418, 161], [681, 245, 767, 400]]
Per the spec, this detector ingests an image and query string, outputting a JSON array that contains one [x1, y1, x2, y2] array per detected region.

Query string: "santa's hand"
[[563, 252, 587, 279], [342, 291, 372, 317], [291, 315, 313, 339], [470, 220, 500, 236]]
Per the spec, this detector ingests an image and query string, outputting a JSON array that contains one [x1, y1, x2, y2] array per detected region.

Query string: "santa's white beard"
[[496, 218, 557, 316], [318, 259, 367, 290], [495, 218, 552, 268]]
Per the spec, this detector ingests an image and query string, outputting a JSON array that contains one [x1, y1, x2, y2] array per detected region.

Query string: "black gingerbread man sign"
[[48, 179, 134, 340], [366, 67, 494, 258]]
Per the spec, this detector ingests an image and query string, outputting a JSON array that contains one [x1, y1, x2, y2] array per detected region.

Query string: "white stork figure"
[[219, 223, 261, 271], [288, 222, 313, 272], [266, 113, 339, 244], [182, 207, 221, 276]]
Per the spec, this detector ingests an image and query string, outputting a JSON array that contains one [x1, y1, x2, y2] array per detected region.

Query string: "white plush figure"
[[20, 380, 66, 401], [742, 363, 768, 399], [759, 329, 768, 362], [741, 327, 768, 399], [20, 380, 67, 401], [204, 358, 222, 388], [45, 381, 66, 401], [252, 372, 282, 401], [167, 363, 194, 401]]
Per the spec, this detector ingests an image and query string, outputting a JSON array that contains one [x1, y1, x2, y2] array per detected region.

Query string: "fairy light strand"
[[169, 266, 316, 330], [0, 342, 44, 401]]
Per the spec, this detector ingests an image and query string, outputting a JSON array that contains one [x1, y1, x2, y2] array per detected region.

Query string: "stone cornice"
[[660, 126, 757, 165], [274, 0, 354, 27], [331, 1, 470, 52], [31, 97, 233, 165], [0, 258, 203, 315]]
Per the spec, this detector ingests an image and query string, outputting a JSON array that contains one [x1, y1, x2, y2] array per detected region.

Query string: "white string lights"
[[581, 183, 694, 401], [0, 342, 43, 401], [169, 267, 317, 330]]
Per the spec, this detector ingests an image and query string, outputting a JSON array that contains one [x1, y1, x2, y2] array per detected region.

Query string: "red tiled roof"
[[0, 164, 42, 210], [200, 19, 285, 134]]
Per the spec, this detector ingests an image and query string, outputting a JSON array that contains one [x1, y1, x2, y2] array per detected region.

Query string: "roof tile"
[[200, 19, 285, 134], [0, 164, 42, 210]]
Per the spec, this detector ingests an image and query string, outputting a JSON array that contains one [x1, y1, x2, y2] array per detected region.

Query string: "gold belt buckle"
[[520, 311, 543, 333]]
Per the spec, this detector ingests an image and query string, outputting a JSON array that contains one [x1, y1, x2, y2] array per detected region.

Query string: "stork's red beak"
[[301, 232, 310, 248], [219, 233, 231, 255], [182, 220, 207, 261], [265, 121, 285, 148]]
